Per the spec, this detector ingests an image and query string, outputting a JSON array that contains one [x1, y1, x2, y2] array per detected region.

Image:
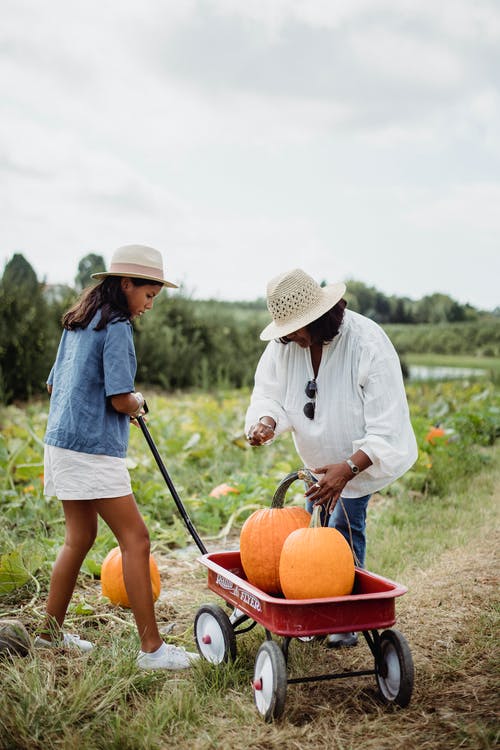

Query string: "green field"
[[0, 380, 499, 749]]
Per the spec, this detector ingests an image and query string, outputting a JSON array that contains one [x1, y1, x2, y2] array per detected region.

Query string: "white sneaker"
[[326, 632, 358, 648], [34, 633, 94, 652], [137, 642, 200, 671]]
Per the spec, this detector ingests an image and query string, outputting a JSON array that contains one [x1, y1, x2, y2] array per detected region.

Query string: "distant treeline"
[[1, 252, 499, 404]]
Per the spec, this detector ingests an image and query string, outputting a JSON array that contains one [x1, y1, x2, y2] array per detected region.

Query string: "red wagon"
[[194, 472, 414, 721], [136, 420, 414, 723]]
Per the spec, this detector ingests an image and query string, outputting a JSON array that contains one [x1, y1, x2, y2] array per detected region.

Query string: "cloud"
[[407, 182, 500, 231], [0, 0, 499, 310]]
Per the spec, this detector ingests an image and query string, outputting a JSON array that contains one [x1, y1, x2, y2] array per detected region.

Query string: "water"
[[409, 365, 488, 381]]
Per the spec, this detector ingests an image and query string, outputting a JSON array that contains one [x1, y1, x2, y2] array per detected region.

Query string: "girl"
[[37, 244, 199, 670]]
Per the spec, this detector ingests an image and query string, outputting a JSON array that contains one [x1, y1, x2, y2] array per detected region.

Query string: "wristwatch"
[[345, 458, 360, 475]]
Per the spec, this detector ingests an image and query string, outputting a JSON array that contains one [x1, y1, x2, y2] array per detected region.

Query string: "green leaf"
[[0, 548, 30, 595], [81, 557, 102, 577], [69, 600, 95, 615]]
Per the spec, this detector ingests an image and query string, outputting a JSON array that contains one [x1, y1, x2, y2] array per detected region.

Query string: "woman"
[[245, 268, 417, 647], [38, 244, 199, 670]]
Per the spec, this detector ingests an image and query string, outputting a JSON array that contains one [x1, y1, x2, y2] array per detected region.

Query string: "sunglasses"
[[303, 379, 317, 420]]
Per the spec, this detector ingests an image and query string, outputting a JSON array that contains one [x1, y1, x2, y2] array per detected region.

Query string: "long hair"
[[280, 299, 347, 346], [62, 277, 162, 331]]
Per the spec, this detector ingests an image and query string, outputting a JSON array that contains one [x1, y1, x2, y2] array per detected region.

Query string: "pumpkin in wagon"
[[240, 484, 310, 595], [101, 546, 161, 607], [279, 506, 355, 599]]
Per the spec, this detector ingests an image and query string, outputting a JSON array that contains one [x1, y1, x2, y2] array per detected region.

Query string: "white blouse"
[[245, 310, 418, 498]]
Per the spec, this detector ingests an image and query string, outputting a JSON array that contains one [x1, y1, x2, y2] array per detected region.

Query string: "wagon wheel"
[[252, 640, 287, 722], [375, 629, 414, 707], [194, 604, 237, 664]]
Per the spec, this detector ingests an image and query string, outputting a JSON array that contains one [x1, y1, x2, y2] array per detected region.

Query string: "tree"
[[2, 252, 38, 292], [0, 254, 54, 403], [75, 253, 105, 290]]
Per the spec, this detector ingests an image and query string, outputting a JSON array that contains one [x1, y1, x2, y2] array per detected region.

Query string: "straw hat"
[[91, 244, 178, 288], [260, 268, 346, 341]]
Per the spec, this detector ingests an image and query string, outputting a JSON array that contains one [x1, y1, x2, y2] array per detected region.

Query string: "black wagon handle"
[[136, 408, 208, 555]]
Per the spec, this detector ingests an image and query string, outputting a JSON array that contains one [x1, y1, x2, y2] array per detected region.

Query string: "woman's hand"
[[305, 451, 372, 513], [304, 462, 352, 514], [246, 418, 276, 446]]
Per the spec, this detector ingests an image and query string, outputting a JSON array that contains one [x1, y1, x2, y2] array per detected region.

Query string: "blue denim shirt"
[[44, 311, 136, 457]]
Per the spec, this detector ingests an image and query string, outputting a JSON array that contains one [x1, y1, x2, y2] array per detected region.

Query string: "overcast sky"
[[1, 0, 499, 310]]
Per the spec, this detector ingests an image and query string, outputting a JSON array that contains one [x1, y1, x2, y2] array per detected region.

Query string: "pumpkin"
[[239, 474, 310, 595], [209, 483, 239, 498], [100, 547, 161, 607], [425, 425, 446, 445], [279, 506, 355, 599]]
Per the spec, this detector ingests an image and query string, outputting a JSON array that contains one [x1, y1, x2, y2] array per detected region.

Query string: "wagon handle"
[[136, 411, 208, 555], [271, 468, 317, 508]]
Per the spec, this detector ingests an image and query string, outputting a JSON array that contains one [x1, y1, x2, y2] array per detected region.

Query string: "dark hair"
[[280, 299, 347, 346], [62, 277, 162, 331]]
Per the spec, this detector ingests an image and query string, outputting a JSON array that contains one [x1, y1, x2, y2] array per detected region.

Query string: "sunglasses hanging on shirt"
[[303, 379, 317, 420]]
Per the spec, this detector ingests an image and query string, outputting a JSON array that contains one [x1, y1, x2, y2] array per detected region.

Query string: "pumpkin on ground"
[[101, 547, 161, 608], [279, 506, 355, 599], [209, 483, 239, 498], [424, 425, 447, 445], [239, 478, 310, 595]]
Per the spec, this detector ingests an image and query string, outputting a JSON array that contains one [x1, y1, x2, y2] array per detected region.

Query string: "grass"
[[365, 445, 499, 579], [1, 444, 499, 749]]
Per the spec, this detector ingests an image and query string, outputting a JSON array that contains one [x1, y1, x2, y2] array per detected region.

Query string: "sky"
[[1, 0, 499, 311]]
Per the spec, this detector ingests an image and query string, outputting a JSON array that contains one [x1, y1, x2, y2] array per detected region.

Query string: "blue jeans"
[[306, 494, 371, 568]]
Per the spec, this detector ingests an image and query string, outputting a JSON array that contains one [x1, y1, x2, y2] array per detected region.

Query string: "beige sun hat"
[[91, 244, 178, 288], [260, 268, 346, 341]]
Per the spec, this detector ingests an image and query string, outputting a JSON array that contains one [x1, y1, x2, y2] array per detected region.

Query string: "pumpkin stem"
[[310, 505, 323, 528], [271, 471, 301, 508]]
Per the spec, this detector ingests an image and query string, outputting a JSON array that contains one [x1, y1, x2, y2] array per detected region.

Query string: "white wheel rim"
[[253, 650, 276, 715], [196, 612, 227, 664], [378, 643, 401, 700]]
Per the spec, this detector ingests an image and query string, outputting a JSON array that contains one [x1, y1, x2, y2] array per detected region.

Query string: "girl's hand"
[[130, 392, 146, 426], [130, 391, 145, 418], [110, 391, 146, 420]]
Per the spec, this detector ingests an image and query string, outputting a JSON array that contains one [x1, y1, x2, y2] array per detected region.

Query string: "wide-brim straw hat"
[[91, 244, 178, 288], [260, 268, 346, 341]]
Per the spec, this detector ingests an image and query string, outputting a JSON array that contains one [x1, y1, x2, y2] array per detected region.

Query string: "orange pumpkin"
[[100, 546, 161, 607], [209, 483, 240, 498], [240, 476, 311, 595], [279, 506, 355, 599], [425, 425, 446, 445]]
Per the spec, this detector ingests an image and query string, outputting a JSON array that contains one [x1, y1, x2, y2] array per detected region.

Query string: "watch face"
[[347, 459, 359, 474]]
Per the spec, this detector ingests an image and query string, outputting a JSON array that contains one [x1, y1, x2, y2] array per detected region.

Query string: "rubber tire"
[[252, 640, 287, 722], [375, 628, 414, 708], [194, 604, 237, 664]]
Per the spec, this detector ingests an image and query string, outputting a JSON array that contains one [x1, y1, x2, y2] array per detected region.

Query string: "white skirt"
[[44, 444, 132, 500]]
